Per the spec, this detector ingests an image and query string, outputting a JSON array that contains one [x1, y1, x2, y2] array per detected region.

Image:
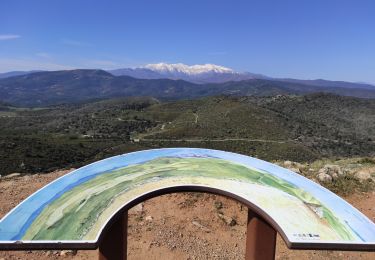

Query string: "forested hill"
[[1, 94, 374, 176]]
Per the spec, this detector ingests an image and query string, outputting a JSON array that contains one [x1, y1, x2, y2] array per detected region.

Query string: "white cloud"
[[0, 58, 74, 72], [0, 57, 123, 72], [0, 34, 21, 41]]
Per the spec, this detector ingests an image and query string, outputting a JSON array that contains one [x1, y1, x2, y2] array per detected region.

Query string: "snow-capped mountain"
[[109, 63, 256, 84], [144, 63, 234, 75], [108, 63, 375, 88]]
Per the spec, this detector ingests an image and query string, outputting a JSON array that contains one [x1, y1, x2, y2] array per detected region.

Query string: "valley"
[[1, 94, 375, 179]]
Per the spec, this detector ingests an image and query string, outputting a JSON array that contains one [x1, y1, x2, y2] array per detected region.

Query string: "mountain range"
[[109, 63, 258, 84], [0, 70, 44, 79], [109, 63, 375, 90], [2, 63, 374, 88], [0, 64, 375, 107]]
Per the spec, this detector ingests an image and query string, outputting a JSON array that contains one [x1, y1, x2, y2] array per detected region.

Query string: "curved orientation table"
[[0, 148, 374, 259]]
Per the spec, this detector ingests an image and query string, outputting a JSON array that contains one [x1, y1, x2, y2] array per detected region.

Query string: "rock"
[[23, 175, 31, 181], [288, 167, 301, 174], [129, 203, 144, 214], [284, 160, 304, 169], [60, 251, 67, 256], [328, 164, 344, 176], [192, 221, 211, 232], [318, 168, 328, 175], [317, 172, 332, 182], [3, 173, 21, 179], [145, 215, 153, 221], [354, 166, 375, 181], [60, 250, 77, 256], [355, 170, 372, 181], [318, 165, 344, 180], [293, 162, 305, 169], [284, 161, 293, 167], [217, 213, 237, 226], [283, 161, 304, 174], [214, 201, 223, 210]]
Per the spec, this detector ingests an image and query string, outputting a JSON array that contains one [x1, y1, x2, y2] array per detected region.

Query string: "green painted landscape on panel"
[[23, 157, 355, 241]]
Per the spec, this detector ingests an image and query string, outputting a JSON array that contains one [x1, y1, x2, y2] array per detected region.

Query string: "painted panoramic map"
[[0, 148, 374, 248]]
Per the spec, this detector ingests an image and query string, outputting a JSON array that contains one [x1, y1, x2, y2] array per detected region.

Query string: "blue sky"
[[1, 0, 374, 83]]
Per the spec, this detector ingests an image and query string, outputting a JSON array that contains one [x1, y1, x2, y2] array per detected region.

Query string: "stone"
[[145, 215, 153, 221], [60, 250, 77, 256], [129, 203, 144, 214], [283, 161, 304, 174], [288, 167, 301, 174], [60, 250, 68, 256], [354, 166, 375, 181], [3, 173, 21, 179], [318, 164, 344, 180], [293, 162, 305, 169], [192, 221, 211, 232], [318, 167, 328, 174], [317, 172, 332, 182], [217, 213, 237, 226], [355, 170, 371, 181], [284, 161, 293, 167], [23, 175, 31, 181], [326, 164, 344, 176]]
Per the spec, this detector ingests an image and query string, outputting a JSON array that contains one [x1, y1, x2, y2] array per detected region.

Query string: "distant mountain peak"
[[109, 62, 245, 83], [107, 63, 375, 87], [143, 63, 235, 75]]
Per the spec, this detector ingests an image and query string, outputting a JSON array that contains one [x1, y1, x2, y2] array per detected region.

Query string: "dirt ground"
[[0, 170, 374, 260]]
